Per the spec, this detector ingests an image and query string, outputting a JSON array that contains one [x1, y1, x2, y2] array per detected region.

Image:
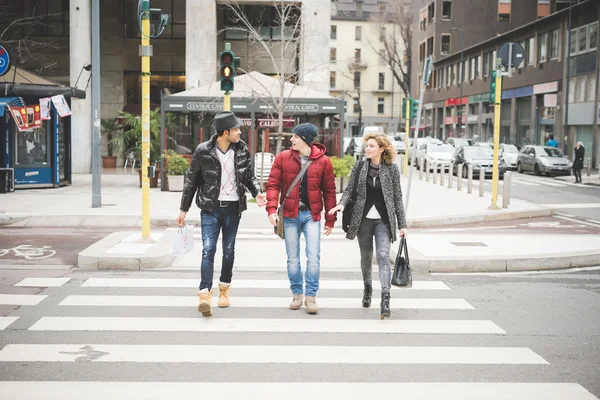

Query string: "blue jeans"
[[283, 210, 321, 297], [199, 206, 241, 291]]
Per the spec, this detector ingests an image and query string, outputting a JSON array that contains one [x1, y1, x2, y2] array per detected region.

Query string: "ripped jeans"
[[199, 205, 241, 291], [356, 218, 392, 294]]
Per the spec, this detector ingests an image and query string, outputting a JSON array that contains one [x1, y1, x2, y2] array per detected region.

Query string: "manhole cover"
[[451, 242, 488, 247]]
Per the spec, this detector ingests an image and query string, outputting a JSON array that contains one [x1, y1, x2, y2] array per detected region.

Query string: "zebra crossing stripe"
[[0, 382, 596, 400], [0, 344, 547, 364], [81, 278, 451, 290], [14, 278, 70, 287], [59, 295, 474, 310], [511, 179, 540, 186], [0, 317, 18, 330], [29, 317, 506, 334], [0, 294, 47, 306]]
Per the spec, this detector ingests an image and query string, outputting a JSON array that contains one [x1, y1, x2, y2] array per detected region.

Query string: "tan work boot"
[[289, 294, 304, 310], [218, 282, 231, 308], [197, 290, 212, 317], [305, 296, 318, 314]]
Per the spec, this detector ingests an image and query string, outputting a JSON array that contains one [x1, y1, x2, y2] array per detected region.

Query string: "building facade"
[[411, 0, 599, 167], [1, 0, 330, 172]]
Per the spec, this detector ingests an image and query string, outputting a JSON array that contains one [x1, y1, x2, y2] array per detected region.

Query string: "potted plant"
[[330, 155, 356, 193], [101, 118, 120, 168], [162, 150, 189, 191]]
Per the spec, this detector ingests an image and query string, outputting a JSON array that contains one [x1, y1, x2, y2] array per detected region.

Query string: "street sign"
[[497, 42, 525, 70], [0, 45, 12, 77], [423, 56, 433, 84]]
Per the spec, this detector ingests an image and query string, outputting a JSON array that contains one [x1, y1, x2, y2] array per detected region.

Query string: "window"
[[483, 52, 489, 76], [578, 25, 588, 53], [427, 37, 434, 56], [463, 59, 468, 82], [420, 42, 426, 62], [16, 129, 49, 166], [380, 27, 386, 41], [331, 25, 337, 40], [451, 64, 456, 85], [470, 57, 475, 80], [498, 0, 511, 21], [125, 0, 183, 38], [378, 73, 385, 90], [570, 28, 577, 55], [330, 48, 337, 63], [446, 65, 450, 87], [353, 98, 360, 113], [539, 32, 548, 63], [518, 40, 526, 67], [356, 0, 363, 17], [590, 23, 598, 50], [428, 2, 435, 22], [439, 68, 444, 89], [441, 34, 451, 55], [442, 1, 452, 20], [377, 98, 385, 114], [330, 71, 336, 89], [537, 0, 550, 18], [550, 29, 559, 59], [355, 26, 362, 41], [475, 55, 481, 78], [379, 49, 386, 66], [528, 38, 535, 65], [355, 49, 362, 63], [354, 72, 361, 89]]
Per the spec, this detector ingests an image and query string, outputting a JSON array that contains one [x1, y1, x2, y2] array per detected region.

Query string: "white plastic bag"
[[171, 225, 194, 256]]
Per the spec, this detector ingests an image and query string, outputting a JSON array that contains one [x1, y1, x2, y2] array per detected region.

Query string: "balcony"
[[348, 60, 368, 71]]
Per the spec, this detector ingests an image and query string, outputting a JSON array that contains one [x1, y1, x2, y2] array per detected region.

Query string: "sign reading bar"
[[187, 102, 224, 111]]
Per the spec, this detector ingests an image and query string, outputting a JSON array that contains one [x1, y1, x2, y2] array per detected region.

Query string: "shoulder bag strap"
[[281, 159, 313, 204], [401, 237, 410, 265], [351, 161, 364, 201]]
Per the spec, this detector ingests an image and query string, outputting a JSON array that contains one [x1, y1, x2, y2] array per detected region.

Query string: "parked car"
[[417, 142, 454, 171], [408, 137, 440, 164], [447, 137, 475, 147], [517, 145, 572, 176], [475, 142, 494, 149], [500, 144, 519, 169], [451, 145, 506, 179], [387, 135, 405, 154]]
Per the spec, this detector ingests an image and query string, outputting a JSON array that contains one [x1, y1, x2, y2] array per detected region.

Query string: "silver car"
[[517, 145, 572, 176], [500, 144, 519, 169]]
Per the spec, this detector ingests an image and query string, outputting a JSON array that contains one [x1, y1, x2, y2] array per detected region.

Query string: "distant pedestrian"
[[546, 134, 558, 148], [329, 134, 408, 319], [266, 123, 337, 315], [573, 142, 585, 183], [177, 111, 267, 318]]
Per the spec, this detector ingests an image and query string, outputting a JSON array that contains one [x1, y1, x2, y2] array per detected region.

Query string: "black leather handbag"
[[342, 161, 364, 233], [391, 237, 412, 287]]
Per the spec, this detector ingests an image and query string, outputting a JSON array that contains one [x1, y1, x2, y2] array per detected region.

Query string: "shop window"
[[442, 1, 452, 20], [550, 29, 559, 59], [498, 0, 511, 21], [331, 25, 337, 40], [330, 71, 336, 89], [16, 129, 49, 166], [377, 98, 385, 114], [330, 48, 337, 63], [354, 72, 361, 89], [355, 26, 362, 41], [378, 73, 385, 90], [441, 34, 451, 55]]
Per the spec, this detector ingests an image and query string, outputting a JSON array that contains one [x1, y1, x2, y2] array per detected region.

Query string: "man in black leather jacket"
[[177, 111, 266, 317]]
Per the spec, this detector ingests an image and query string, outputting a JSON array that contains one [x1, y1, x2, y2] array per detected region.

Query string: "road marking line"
[[0, 317, 18, 330], [59, 296, 475, 310], [29, 317, 506, 334], [532, 180, 569, 187], [81, 278, 451, 291], [0, 382, 596, 400], [432, 265, 600, 276], [427, 226, 517, 232], [511, 179, 540, 186], [0, 344, 546, 364], [0, 294, 47, 306], [14, 278, 70, 287], [541, 203, 600, 209], [555, 215, 600, 228]]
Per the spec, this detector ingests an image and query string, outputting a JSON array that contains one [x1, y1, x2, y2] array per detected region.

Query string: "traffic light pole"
[[489, 65, 503, 210], [224, 92, 230, 112], [404, 97, 410, 176], [140, 1, 152, 238]]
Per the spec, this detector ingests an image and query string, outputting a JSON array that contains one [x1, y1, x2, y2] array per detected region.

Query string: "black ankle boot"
[[380, 292, 391, 319], [362, 283, 372, 308]]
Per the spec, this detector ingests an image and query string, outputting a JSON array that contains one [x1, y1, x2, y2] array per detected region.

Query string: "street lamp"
[[451, 27, 465, 138]]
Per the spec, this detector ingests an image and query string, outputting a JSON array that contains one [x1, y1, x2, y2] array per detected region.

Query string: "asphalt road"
[[0, 267, 598, 399]]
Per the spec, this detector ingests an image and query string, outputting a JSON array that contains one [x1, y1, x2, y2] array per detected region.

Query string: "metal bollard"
[[457, 164, 463, 191], [447, 164, 453, 188], [440, 164, 446, 186], [426, 160, 431, 182], [479, 169, 485, 197], [502, 171, 511, 208], [433, 162, 438, 184], [467, 165, 473, 194], [587, 158, 591, 176], [419, 158, 424, 180]]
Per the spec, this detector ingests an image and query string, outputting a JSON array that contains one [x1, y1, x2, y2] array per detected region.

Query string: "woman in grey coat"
[[329, 133, 407, 319]]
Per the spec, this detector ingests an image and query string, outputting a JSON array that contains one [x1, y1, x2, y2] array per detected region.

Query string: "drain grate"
[[451, 242, 488, 247]]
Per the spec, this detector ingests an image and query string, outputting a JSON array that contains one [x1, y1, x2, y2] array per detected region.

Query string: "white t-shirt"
[[217, 147, 239, 201]]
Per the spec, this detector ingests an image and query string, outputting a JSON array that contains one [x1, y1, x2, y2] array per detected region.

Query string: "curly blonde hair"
[[363, 133, 396, 165]]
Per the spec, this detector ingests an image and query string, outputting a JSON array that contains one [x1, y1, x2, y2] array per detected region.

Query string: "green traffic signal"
[[220, 49, 235, 92], [402, 98, 408, 119], [410, 99, 419, 119], [489, 70, 497, 104]]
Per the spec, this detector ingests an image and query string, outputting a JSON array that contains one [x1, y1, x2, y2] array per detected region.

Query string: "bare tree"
[[219, 0, 306, 155], [370, 0, 412, 99], [0, 4, 62, 73]]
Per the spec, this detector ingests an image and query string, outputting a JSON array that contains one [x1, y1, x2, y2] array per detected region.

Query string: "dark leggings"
[[356, 218, 392, 294]]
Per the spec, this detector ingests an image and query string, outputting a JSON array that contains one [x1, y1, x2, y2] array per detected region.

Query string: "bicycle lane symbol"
[[0, 245, 57, 260]]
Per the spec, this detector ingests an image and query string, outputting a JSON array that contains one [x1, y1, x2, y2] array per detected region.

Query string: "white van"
[[362, 126, 384, 136]]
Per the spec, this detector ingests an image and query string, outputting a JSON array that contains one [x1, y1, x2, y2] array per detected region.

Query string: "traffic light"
[[489, 70, 499, 104], [220, 49, 235, 92], [402, 98, 408, 119], [410, 99, 419, 119]]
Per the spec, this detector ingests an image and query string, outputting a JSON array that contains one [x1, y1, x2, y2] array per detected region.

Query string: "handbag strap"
[[350, 161, 364, 201], [281, 159, 313, 204], [400, 237, 410, 266]]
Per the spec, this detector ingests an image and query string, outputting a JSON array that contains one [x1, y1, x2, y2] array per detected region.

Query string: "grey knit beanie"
[[292, 123, 318, 145]]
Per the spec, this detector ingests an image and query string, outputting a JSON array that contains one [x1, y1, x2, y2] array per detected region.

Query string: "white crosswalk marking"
[[14, 277, 70, 287], [0, 382, 596, 400], [511, 179, 541, 187], [0, 274, 597, 399], [59, 295, 475, 309]]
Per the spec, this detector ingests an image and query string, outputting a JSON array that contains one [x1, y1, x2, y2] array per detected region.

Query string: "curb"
[[555, 176, 600, 187]]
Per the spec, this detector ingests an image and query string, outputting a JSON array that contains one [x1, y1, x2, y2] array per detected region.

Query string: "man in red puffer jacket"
[[266, 123, 337, 315]]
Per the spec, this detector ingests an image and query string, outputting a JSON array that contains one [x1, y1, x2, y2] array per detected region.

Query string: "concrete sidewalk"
[[555, 172, 600, 187]]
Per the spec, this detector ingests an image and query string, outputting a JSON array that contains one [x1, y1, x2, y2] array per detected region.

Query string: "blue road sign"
[[0, 46, 10, 76], [0, 45, 11, 77]]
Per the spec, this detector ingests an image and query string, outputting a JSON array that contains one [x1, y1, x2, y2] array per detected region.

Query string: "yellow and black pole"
[[404, 97, 410, 176], [220, 43, 235, 112], [140, 1, 152, 238], [489, 65, 503, 210]]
